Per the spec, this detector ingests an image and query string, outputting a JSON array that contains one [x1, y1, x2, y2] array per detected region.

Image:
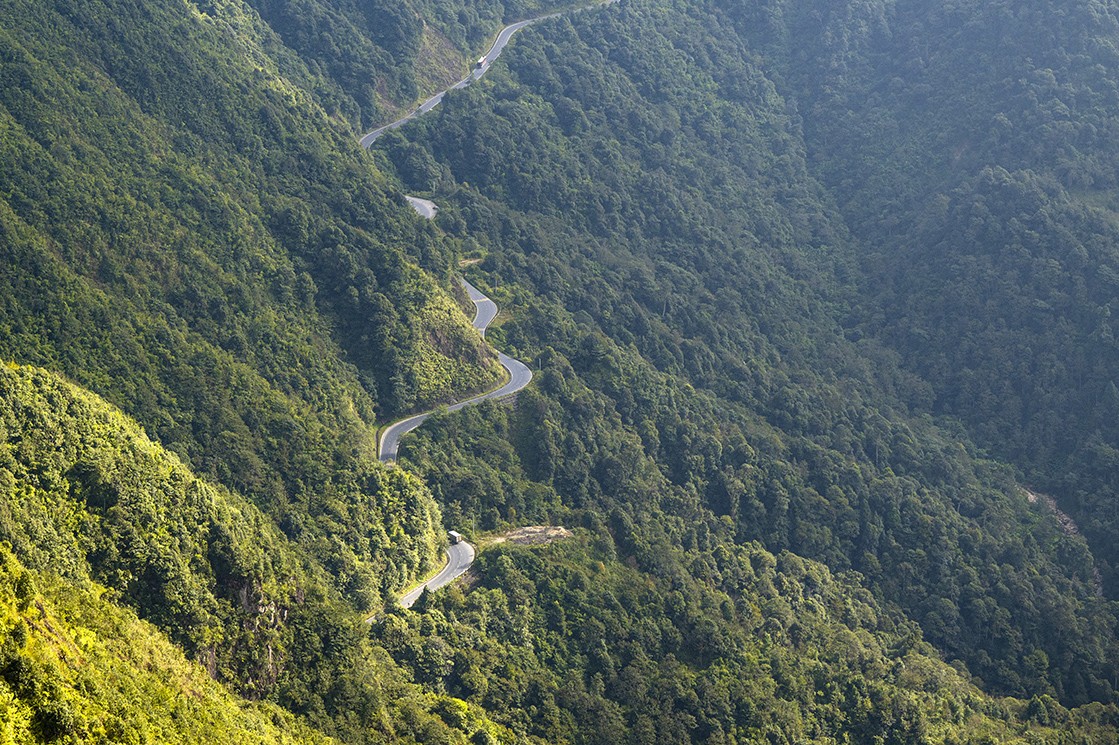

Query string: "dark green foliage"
[[727, 0, 1119, 602], [383, 534, 1119, 743], [4, 0, 1119, 739], [244, 0, 575, 129], [384, 0, 1119, 704], [0, 0, 500, 615]]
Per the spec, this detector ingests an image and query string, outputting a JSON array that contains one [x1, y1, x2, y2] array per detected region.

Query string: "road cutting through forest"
[[360, 0, 619, 147], [366, 1, 615, 607], [376, 199, 532, 608]]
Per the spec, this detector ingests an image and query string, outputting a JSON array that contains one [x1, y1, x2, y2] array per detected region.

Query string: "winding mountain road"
[[369, 3, 616, 606], [360, 1, 618, 147], [379, 277, 532, 462], [360, 17, 546, 147], [397, 539, 476, 609], [404, 196, 438, 219], [377, 274, 530, 607]]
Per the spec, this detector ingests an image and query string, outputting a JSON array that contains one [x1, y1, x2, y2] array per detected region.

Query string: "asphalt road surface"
[[378, 278, 533, 462], [372, 3, 616, 610], [404, 196, 438, 219], [397, 539, 476, 609], [360, 1, 618, 147], [463, 277, 497, 335], [360, 17, 544, 147]]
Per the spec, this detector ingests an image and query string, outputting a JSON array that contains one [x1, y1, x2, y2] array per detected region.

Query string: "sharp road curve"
[[397, 539, 476, 609], [360, 17, 545, 147], [368, 2, 614, 608], [404, 196, 438, 219], [377, 203, 533, 608], [360, 0, 618, 148], [378, 277, 532, 463], [378, 275, 531, 607]]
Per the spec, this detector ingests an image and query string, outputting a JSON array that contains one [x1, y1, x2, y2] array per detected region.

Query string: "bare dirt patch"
[[1023, 487, 1082, 537], [491, 525, 574, 546], [457, 527, 575, 591]]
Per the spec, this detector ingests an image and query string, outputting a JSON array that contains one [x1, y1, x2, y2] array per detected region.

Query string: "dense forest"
[[384, 0, 1119, 705], [2, 0, 1119, 741], [727, 0, 1119, 598]]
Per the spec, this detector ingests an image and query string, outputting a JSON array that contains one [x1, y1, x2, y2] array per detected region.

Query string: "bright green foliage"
[[0, 545, 333, 745], [0, 363, 505, 744], [0, 361, 443, 685], [3, 0, 1119, 739]]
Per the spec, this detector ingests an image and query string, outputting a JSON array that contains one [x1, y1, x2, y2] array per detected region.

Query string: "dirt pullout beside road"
[[457, 527, 573, 591], [1023, 487, 1084, 537], [490, 526, 574, 546]]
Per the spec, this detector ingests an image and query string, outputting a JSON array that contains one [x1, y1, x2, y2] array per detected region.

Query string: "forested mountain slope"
[[381, 0, 1119, 706], [0, 544, 331, 745], [728, 0, 1119, 596], [0, 362, 518, 743], [0, 0, 502, 609], [243, 0, 573, 128], [4, 366, 1112, 743], [2, 0, 1119, 741]]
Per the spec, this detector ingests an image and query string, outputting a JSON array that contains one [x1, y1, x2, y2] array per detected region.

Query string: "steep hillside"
[[0, 0, 500, 607], [728, 0, 1119, 596], [380, 0, 1119, 705], [244, 0, 574, 128], [3, 0, 1119, 740], [0, 362, 518, 743], [394, 530, 1119, 743], [0, 545, 331, 745]]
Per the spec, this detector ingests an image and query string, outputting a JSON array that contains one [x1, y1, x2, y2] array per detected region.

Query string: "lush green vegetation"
[[0, 544, 331, 744], [725, 0, 1119, 597], [383, 0, 1119, 706], [383, 533, 1119, 743], [0, 0, 502, 611], [3, 0, 1119, 740], [244, 0, 575, 129], [0, 362, 513, 744]]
